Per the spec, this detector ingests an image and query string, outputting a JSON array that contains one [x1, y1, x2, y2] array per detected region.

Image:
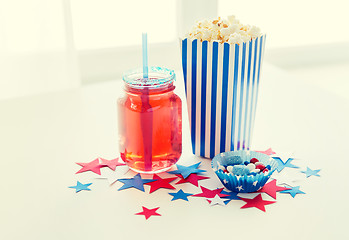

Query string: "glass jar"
[[118, 66, 182, 173]]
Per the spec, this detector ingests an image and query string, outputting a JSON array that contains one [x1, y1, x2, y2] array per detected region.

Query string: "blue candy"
[[225, 156, 243, 166], [244, 161, 249, 165], [232, 165, 250, 176], [266, 165, 271, 170]]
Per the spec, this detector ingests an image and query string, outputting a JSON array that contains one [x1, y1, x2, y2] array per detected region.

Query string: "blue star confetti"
[[220, 190, 240, 204], [168, 162, 206, 179], [280, 186, 305, 198], [118, 173, 155, 192], [69, 181, 92, 193], [301, 167, 321, 178], [169, 189, 193, 201], [272, 157, 299, 172]]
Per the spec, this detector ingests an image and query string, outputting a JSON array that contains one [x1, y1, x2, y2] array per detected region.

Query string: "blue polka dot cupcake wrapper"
[[211, 150, 278, 193]]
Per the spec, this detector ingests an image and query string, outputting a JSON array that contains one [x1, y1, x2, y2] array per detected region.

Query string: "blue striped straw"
[[142, 33, 148, 79], [141, 32, 152, 171]]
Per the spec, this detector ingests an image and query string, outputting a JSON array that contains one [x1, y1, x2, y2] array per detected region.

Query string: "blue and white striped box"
[[180, 35, 266, 158]]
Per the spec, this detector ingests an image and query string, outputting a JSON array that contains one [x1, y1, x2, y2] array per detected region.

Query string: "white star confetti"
[[208, 195, 225, 206], [97, 166, 129, 185]]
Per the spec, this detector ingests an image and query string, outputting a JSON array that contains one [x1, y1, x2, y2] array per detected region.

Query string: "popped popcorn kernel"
[[185, 15, 263, 45]]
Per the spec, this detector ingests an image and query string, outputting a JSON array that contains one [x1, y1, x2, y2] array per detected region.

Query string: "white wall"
[[0, 0, 80, 100], [218, 0, 349, 49]]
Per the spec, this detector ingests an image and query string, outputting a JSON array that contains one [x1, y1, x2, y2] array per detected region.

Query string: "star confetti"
[[272, 157, 299, 173], [97, 166, 129, 185], [220, 190, 240, 204], [76, 158, 103, 175], [175, 173, 209, 187], [280, 186, 306, 198], [169, 189, 193, 201], [99, 157, 125, 171], [192, 186, 229, 198], [168, 162, 206, 179], [257, 179, 291, 199], [301, 167, 321, 178], [240, 194, 276, 212], [144, 174, 177, 193], [118, 173, 155, 192], [68, 181, 92, 193], [271, 168, 304, 186], [207, 195, 226, 206], [135, 206, 161, 220], [256, 148, 276, 155]]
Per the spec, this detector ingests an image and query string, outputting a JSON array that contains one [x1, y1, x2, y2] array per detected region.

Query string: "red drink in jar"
[[118, 67, 182, 173]]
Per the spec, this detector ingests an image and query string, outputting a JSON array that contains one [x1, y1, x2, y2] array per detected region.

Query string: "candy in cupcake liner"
[[211, 150, 278, 193]]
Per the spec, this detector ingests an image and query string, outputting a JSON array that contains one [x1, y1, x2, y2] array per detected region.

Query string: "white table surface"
[[0, 63, 348, 240]]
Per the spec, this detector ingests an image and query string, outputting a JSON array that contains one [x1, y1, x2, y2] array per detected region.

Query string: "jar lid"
[[122, 66, 175, 88]]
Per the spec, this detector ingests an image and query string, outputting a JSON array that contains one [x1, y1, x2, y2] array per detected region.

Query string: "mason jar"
[[117, 66, 182, 173]]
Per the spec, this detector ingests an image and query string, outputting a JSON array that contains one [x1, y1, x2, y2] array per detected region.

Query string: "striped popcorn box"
[[180, 35, 266, 158]]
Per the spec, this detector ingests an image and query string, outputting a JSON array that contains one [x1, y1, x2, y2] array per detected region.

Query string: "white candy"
[[246, 163, 256, 171], [251, 169, 260, 173], [227, 165, 234, 173]]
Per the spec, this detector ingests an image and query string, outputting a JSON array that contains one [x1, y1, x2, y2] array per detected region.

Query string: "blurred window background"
[[0, 0, 348, 100], [71, 0, 177, 50], [219, 0, 349, 48]]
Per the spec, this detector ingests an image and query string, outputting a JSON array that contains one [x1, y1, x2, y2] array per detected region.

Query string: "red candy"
[[223, 169, 229, 174], [250, 158, 259, 164], [262, 168, 269, 173], [256, 164, 265, 171]]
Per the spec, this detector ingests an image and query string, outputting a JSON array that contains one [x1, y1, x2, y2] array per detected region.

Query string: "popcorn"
[[201, 29, 212, 41], [227, 15, 240, 25], [228, 32, 244, 45], [185, 15, 262, 45], [248, 25, 262, 39]]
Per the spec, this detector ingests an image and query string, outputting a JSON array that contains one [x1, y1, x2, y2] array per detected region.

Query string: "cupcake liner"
[[211, 150, 277, 193], [180, 36, 266, 158]]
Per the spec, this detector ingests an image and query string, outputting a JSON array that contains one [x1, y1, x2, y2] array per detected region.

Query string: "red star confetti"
[[99, 157, 125, 171], [175, 173, 209, 187], [135, 206, 161, 220], [256, 148, 276, 155], [192, 186, 229, 198], [240, 194, 276, 212], [76, 158, 103, 175], [144, 174, 177, 193], [257, 179, 291, 199]]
